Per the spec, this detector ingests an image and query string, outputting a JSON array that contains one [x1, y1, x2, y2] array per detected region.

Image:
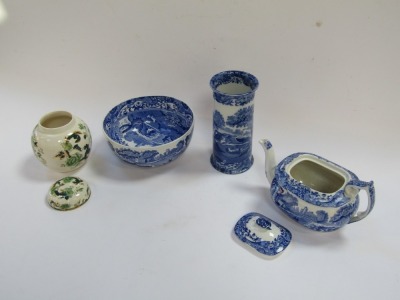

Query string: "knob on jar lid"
[[47, 176, 91, 211]]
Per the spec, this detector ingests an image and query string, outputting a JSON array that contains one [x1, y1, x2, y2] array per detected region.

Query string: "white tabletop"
[[1, 1, 399, 299]]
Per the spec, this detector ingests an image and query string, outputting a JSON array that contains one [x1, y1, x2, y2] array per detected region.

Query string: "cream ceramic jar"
[[31, 111, 92, 172]]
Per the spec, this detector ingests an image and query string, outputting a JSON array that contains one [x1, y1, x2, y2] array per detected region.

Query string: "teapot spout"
[[259, 139, 276, 185]]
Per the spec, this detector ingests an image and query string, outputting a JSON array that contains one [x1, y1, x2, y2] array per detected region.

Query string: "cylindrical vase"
[[210, 70, 259, 174]]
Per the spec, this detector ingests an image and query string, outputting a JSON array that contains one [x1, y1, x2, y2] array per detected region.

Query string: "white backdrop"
[[0, 1, 399, 299]]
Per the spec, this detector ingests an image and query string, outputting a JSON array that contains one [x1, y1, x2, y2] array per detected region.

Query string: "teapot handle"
[[345, 180, 375, 224]]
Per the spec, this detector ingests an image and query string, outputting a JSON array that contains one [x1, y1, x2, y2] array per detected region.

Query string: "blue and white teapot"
[[259, 139, 375, 232]]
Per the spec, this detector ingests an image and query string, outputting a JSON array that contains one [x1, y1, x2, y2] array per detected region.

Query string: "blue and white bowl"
[[103, 96, 194, 167]]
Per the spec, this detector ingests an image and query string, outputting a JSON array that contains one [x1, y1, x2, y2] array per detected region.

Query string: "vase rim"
[[38, 111, 75, 133], [210, 70, 259, 96]]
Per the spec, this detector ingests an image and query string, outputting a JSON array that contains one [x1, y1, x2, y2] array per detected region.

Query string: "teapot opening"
[[289, 159, 345, 194]]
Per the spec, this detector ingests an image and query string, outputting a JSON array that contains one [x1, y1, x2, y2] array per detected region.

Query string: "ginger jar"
[[31, 111, 92, 172]]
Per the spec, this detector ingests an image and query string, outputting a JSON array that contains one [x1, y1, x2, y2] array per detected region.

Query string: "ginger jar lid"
[[47, 176, 91, 211], [234, 212, 292, 256]]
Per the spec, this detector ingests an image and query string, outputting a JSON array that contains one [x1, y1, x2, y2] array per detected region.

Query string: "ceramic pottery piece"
[[260, 139, 375, 232], [234, 212, 292, 256], [103, 96, 194, 167], [47, 176, 91, 211], [210, 70, 258, 174], [31, 111, 92, 172]]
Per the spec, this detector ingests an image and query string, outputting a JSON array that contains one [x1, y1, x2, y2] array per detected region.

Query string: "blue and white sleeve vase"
[[210, 70, 259, 174]]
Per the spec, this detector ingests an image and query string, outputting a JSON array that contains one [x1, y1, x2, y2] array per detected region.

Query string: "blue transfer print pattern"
[[234, 212, 292, 256], [210, 71, 258, 174], [113, 134, 192, 167], [270, 153, 368, 232], [210, 70, 259, 106], [103, 96, 194, 167], [103, 96, 193, 147]]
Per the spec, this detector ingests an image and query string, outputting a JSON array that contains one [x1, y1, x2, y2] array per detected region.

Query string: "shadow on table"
[[19, 155, 79, 182]]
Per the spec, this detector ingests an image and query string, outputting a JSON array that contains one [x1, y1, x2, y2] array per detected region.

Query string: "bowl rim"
[[103, 95, 194, 149]]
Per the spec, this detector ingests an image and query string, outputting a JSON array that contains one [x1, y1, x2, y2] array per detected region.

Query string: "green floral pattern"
[[31, 129, 47, 165], [48, 176, 91, 211], [55, 123, 91, 169], [32, 116, 92, 172]]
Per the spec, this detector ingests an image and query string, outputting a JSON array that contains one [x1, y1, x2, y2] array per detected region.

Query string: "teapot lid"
[[47, 176, 91, 211], [234, 212, 292, 256]]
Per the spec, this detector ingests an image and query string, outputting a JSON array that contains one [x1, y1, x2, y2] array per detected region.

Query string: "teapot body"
[[270, 153, 371, 232]]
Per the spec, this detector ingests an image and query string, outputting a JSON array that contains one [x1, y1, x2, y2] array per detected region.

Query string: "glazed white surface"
[[31, 112, 91, 172], [0, 1, 399, 299], [245, 216, 282, 241]]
